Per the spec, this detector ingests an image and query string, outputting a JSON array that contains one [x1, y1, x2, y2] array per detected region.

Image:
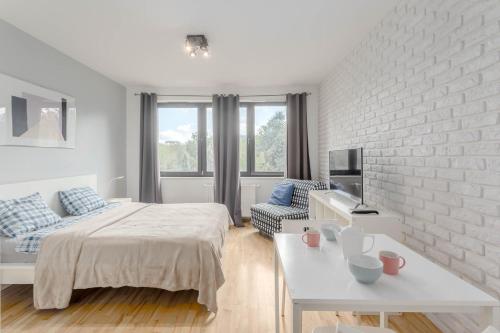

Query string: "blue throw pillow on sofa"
[[268, 183, 294, 206]]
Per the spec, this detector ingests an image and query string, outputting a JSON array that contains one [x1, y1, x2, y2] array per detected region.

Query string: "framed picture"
[[0, 72, 76, 148]]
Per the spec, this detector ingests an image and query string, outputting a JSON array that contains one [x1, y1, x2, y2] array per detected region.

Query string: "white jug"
[[339, 226, 375, 259]]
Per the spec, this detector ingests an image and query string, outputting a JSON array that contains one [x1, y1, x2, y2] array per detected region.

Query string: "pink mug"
[[379, 251, 406, 275], [302, 230, 320, 247]]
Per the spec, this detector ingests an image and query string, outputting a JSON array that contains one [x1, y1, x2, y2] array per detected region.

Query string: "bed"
[[0, 175, 231, 312]]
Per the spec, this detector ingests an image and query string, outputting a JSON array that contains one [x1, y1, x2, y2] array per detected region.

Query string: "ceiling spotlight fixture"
[[185, 35, 209, 58]]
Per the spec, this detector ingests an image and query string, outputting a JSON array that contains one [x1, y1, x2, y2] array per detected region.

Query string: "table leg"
[[275, 246, 280, 333], [480, 306, 500, 330], [281, 277, 286, 317], [380, 312, 388, 328], [292, 303, 302, 333]]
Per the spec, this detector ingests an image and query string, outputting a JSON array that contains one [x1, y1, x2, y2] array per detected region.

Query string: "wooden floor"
[[1, 223, 442, 333]]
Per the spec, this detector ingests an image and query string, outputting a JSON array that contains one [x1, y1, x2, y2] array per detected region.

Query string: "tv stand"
[[308, 190, 402, 241]]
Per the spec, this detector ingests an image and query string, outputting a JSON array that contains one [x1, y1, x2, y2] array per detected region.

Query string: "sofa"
[[250, 179, 327, 237]]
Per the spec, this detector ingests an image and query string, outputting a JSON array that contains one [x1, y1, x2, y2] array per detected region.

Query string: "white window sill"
[[160, 176, 284, 180]]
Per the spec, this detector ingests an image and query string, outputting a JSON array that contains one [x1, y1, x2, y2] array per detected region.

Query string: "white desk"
[[274, 233, 500, 333], [309, 190, 402, 241]]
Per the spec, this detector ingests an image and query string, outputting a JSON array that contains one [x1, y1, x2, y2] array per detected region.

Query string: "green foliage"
[[159, 133, 198, 172], [159, 111, 285, 173], [255, 111, 285, 172]]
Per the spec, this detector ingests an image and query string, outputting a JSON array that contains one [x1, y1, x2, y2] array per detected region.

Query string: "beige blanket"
[[34, 202, 230, 312]]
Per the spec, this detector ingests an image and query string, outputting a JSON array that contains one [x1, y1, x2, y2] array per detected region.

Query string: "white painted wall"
[[318, 1, 500, 332], [126, 85, 319, 203], [161, 176, 281, 205], [0, 19, 126, 198]]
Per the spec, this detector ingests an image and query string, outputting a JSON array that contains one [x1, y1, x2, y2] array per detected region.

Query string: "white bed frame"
[[0, 174, 97, 285]]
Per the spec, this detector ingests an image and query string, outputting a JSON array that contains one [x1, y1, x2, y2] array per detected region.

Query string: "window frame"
[[243, 102, 286, 177], [158, 101, 286, 177]]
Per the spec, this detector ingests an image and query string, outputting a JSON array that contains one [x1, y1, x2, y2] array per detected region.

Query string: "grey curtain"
[[139, 93, 162, 203], [286, 93, 311, 180], [212, 94, 242, 226]]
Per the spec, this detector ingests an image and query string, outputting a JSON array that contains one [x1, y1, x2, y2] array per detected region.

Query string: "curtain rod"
[[133, 93, 311, 97]]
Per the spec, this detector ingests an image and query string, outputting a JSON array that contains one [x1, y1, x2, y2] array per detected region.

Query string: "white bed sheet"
[[0, 236, 37, 263]]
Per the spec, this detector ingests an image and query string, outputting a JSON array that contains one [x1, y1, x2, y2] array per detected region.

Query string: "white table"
[[274, 233, 500, 333]]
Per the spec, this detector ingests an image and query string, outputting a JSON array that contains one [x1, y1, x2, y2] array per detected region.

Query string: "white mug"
[[339, 226, 375, 259]]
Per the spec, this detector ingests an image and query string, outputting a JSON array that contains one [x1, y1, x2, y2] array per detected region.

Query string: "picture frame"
[[0, 72, 76, 148]]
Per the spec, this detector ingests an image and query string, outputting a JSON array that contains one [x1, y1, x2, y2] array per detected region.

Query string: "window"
[[158, 102, 285, 177], [239, 107, 248, 173], [206, 107, 213, 172], [158, 105, 199, 174], [254, 105, 286, 173]]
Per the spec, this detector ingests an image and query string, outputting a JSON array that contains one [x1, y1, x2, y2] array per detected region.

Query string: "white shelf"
[[309, 190, 403, 241]]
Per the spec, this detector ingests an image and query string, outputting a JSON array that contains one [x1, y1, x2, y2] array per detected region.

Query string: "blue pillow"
[[0, 193, 62, 237], [59, 187, 107, 216], [268, 183, 294, 206]]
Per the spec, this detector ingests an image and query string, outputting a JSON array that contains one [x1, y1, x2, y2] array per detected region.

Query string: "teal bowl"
[[348, 255, 383, 284]]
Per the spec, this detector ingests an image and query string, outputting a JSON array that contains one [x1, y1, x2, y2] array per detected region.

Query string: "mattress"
[[0, 236, 37, 263]]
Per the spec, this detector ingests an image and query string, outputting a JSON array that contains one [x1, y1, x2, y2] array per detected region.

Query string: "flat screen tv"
[[329, 148, 363, 204]]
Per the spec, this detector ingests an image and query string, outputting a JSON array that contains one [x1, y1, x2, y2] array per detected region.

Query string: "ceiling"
[[0, 0, 397, 88]]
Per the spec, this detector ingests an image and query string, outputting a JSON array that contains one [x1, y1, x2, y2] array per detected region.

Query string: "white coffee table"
[[274, 233, 500, 333]]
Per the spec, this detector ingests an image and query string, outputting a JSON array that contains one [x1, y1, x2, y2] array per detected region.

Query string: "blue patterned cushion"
[[59, 187, 107, 216], [0, 193, 62, 237]]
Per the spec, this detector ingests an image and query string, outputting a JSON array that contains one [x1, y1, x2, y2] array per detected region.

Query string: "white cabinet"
[[309, 190, 402, 241]]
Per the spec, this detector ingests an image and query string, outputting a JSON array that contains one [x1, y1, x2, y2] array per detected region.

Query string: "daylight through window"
[[158, 102, 286, 177]]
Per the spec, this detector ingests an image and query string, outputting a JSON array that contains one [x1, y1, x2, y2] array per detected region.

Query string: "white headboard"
[[0, 174, 97, 216]]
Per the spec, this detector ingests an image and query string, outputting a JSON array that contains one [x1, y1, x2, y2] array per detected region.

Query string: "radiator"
[[204, 183, 260, 217]]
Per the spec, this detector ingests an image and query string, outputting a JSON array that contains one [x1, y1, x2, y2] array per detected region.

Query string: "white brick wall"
[[318, 0, 500, 332]]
